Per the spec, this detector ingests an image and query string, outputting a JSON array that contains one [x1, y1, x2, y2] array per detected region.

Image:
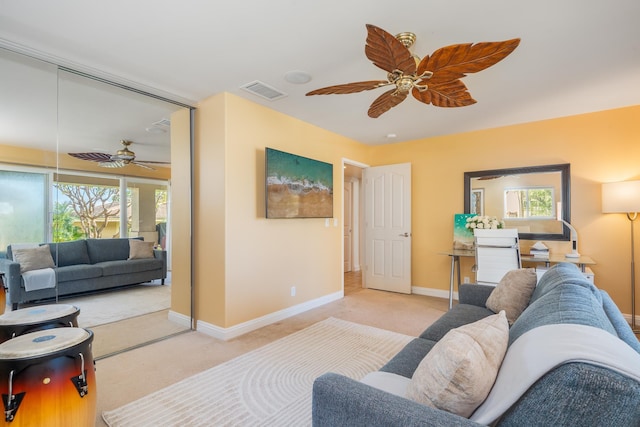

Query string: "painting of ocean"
[[266, 148, 333, 218]]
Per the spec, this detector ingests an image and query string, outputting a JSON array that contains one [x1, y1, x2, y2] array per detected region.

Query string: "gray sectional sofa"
[[313, 263, 640, 426], [0, 238, 167, 310]]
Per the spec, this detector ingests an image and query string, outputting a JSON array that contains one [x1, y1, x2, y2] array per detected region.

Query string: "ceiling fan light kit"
[[306, 24, 520, 118]]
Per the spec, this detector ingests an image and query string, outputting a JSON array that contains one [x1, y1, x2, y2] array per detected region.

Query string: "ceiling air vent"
[[153, 118, 171, 127], [240, 80, 288, 101]]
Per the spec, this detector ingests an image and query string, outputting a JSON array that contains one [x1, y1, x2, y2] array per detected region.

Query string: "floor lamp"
[[602, 180, 640, 334]]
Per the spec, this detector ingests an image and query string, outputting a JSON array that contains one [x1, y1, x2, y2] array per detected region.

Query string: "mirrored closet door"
[[0, 46, 193, 359]]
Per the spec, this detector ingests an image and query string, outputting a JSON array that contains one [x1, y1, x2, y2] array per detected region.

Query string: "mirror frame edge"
[[464, 163, 571, 241]]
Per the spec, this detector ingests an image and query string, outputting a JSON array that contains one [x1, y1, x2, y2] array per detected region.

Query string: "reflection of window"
[[0, 169, 48, 255], [504, 187, 554, 218]]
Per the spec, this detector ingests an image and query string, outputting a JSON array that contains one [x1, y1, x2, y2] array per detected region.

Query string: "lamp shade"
[[602, 180, 640, 213]]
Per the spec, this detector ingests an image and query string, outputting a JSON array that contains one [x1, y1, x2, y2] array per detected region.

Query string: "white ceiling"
[[1, 0, 639, 154]]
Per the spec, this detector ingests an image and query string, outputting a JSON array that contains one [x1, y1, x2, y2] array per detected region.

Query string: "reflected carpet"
[[102, 317, 412, 427], [59, 283, 171, 328]]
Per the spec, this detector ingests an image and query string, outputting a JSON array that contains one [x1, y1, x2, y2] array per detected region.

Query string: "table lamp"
[[556, 202, 579, 258], [602, 180, 640, 333]]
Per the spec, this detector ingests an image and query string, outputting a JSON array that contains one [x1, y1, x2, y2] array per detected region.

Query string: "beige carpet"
[[102, 317, 412, 426]]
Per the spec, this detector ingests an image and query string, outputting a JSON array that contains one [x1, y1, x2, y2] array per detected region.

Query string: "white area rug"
[[102, 317, 412, 427], [60, 283, 171, 328]]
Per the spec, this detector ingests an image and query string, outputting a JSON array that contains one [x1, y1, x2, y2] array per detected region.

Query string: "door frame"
[[342, 158, 369, 291]]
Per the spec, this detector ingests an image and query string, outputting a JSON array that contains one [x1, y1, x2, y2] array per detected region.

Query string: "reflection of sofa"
[[313, 263, 640, 426], [0, 238, 167, 310]]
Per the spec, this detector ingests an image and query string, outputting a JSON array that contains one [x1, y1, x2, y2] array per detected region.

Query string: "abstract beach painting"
[[266, 148, 333, 218]]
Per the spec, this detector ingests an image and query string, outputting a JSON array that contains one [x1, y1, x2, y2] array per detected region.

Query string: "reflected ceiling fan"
[[68, 140, 170, 170], [306, 24, 520, 118]]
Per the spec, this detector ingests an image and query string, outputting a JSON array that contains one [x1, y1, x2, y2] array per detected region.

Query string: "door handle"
[[399, 232, 411, 237]]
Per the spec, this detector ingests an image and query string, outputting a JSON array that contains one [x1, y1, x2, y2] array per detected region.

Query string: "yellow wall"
[[169, 108, 193, 318], [194, 93, 369, 327], [369, 105, 640, 315], [6, 96, 639, 328]]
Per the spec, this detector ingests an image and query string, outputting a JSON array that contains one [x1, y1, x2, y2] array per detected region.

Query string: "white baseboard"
[[196, 291, 344, 341], [168, 310, 192, 329], [412, 285, 457, 302]]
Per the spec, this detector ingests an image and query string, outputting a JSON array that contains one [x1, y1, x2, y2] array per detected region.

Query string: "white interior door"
[[363, 163, 412, 293], [344, 181, 353, 272]]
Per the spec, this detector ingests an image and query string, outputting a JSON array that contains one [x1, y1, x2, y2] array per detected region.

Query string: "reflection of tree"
[[505, 188, 552, 218], [52, 202, 84, 242], [155, 190, 167, 216], [55, 184, 122, 238], [529, 189, 552, 217]]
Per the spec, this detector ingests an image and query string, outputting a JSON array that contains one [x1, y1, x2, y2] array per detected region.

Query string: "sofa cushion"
[[361, 371, 411, 397], [532, 262, 601, 304], [379, 338, 437, 379], [471, 323, 640, 425], [485, 268, 537, 325], [47, 240, 90, 267], [406, 311, 509, 418], [12, 245, 55, 273], [128, 239, 155, 260], [509, 282, 617, 346], [55, 264, 103, 282], [419, 304, 494, 342], [86, 238, 135, 264], [97, 258, 163, 276]]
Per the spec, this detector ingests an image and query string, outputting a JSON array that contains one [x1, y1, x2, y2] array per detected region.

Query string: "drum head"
[[0, 328, 90, 360], [0, 304, 79, 325]]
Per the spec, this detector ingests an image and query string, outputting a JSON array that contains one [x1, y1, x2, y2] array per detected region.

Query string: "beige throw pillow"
[[486, 268, 537, 325], [12, 245, 56, 273], [406, 311, 509, 418], [128, 239, 155, 260]]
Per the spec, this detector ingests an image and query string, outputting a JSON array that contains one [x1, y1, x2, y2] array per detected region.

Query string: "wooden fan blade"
[[365, 24, 417, 75], [306, 80, 390, 96], [412, 80, 476, 108], [368, 89, 408, 118], [417, 38, 520, 84], [68, 152, 113, 162]]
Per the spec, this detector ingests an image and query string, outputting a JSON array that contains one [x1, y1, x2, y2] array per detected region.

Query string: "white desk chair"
[[474, 228, 521, 286]]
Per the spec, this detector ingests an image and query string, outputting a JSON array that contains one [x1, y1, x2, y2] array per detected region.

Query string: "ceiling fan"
[[68, 140, 170, 170], [306, 24, 520, 118]]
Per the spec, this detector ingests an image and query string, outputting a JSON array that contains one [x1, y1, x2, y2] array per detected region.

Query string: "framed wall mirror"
[[464, 164, 571, 241], [0, 45, 194, 359]]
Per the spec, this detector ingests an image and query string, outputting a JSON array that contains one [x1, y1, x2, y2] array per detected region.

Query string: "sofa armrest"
[[153, 249, 167, 278], [0, 258, 22, 298], [312, 373, 483, 427], [459, 283, 494, 307]]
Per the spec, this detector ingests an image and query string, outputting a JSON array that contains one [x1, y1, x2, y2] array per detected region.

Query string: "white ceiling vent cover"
[[153, 118, 171, 127], [240, 80, 288, 101]]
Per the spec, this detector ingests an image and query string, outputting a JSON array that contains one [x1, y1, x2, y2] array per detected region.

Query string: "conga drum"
[[0, 305, 80, 343], [0, 328, 96, 427]]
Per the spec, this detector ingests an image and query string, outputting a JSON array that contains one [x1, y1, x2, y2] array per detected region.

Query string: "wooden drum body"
[[0, 328, 96, 427], [0, 274, 6, 316], [0, 305, 79, 343]]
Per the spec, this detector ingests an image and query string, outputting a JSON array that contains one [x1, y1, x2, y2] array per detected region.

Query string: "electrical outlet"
[[291, 286, 296, 297], [463, 276, 470, 284]]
